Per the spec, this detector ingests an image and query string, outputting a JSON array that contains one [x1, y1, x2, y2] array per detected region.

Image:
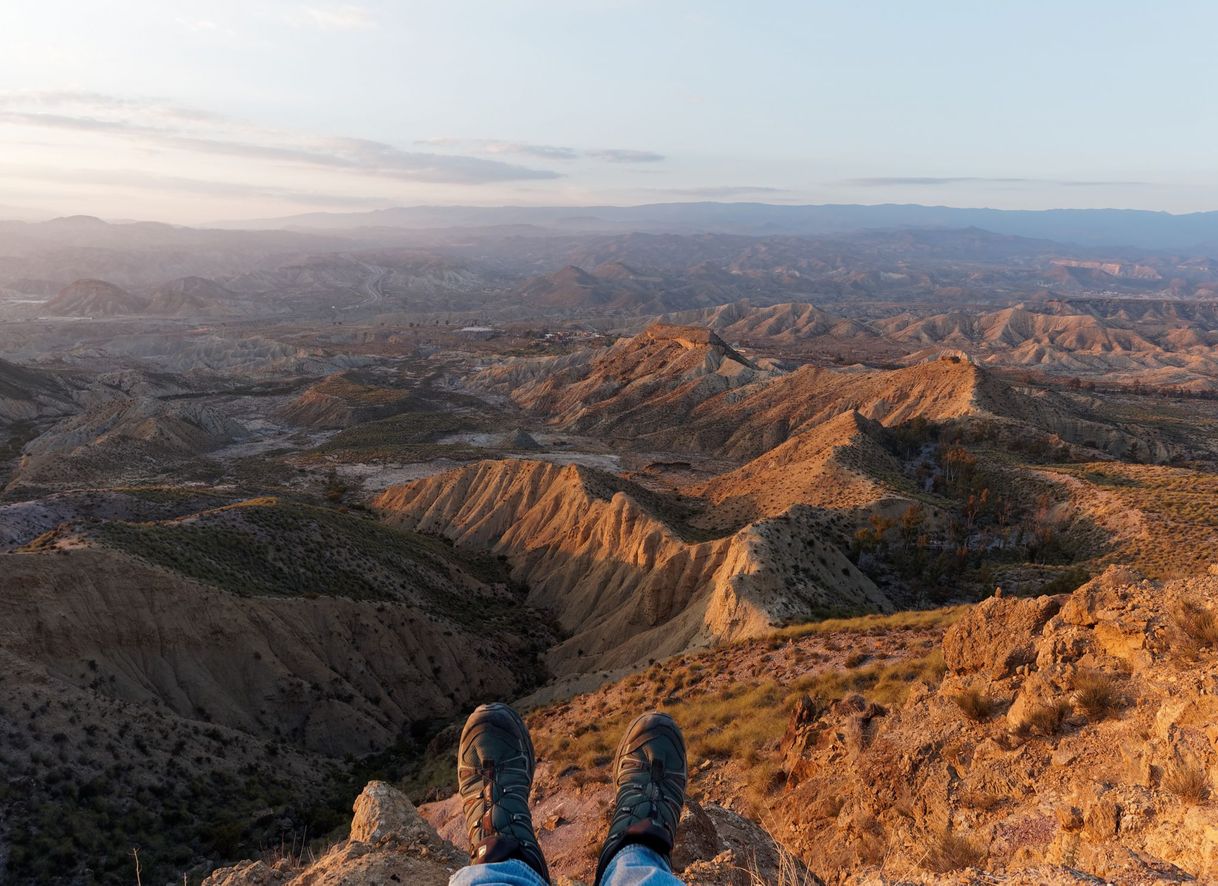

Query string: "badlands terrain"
[[1, 211, 1218, 883]]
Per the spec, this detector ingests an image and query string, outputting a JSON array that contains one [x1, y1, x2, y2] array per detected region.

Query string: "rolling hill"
[[43, 279, 146, 317]]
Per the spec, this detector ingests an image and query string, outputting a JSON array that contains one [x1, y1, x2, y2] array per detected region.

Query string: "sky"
[[1, 0, 1217, 224]]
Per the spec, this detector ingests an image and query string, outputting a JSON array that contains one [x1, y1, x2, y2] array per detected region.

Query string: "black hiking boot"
[[457, 702, 549, 882], [594, 711, 687, 885]]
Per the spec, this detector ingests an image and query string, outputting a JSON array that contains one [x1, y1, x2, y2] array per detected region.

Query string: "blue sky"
[[1, 0, 1216, 222]]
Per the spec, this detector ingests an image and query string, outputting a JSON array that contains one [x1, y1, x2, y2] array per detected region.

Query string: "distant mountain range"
[[223, 202, 1218, 252]]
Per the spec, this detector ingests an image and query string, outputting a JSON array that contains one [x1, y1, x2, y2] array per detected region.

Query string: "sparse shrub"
[[923, 828, 986, 873], [953, 688, 1001, 722], [1072, 670, 1122, 720], [1164, 759, 1209, 803], [1037, 566, 1090, 596], [1015, 700, 1072, 737]]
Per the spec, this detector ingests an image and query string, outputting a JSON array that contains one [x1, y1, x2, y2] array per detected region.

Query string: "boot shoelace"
[[461, 757, 533, 839], [617, 756, 682, 824]]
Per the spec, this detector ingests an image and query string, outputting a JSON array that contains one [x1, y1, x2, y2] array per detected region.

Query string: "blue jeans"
[[449, 844, 683, 885]]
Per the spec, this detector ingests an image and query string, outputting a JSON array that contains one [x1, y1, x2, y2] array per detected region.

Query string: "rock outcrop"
[[206, 778, 813, 886], [775, 566, 1218, 884], [203, 782, 463, 885]]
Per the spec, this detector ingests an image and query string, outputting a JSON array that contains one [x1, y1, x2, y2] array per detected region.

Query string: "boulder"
[[942, 593, 1062, 678], [204, 782, 463, 886], [350, 780, 436, 844]]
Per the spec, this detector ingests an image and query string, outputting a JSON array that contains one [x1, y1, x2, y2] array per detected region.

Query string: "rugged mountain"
[[235, 202, 1218, 250], [0, 216, 347, 290], [375, 458, 889, 675], [472, 323, 778, 450], [880, 305, 1169, 360], [223, 251, 502, 315], [1052, 296, 1218, 326], [512, 262, 750, 314], [490, 327, 985, 459], [483, 322, 1196, 465], [514, 264, 612, 308], [43, 278, 146, 317], [690, 300, 878, 344], [0, 628, 331, 885], [697, 298, 1218, 391]]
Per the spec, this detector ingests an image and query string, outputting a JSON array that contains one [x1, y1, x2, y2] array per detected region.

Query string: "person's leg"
[[452, 702, 550, 884], [594, 712, 688, 886], [598, 843, 684, 886], [449, 858, 549, 886]]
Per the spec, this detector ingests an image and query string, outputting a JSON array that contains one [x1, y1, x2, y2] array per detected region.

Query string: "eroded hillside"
[[376, 458, 888, 674], [5, 215, 1218, 886]]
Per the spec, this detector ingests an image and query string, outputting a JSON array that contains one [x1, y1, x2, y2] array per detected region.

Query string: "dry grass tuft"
[[922, 829, 986, 873], [1014, 700, 1072, 737], [1072, 670, 1122, 721], [1164, 759, 1210, 803], [742, 819, 822, 885], [531, 648, 947, 818], [1176, 601, 1218, 653], [953, 688, 1002, 722], [774, 605, 967, 640]]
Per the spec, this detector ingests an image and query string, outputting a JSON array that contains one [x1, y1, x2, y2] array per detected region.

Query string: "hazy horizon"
[[4, 1, 1218, 223]]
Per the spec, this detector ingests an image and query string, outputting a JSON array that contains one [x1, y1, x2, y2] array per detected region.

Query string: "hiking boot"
[[457, 702, 549, 882], [594, 711, 687, 885]]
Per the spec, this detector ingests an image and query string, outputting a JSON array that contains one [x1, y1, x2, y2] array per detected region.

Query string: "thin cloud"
[[648, 185, 787, 197], [1056, 179, 1153, 187], [7, 90, 230, 124], [418, 138, 580, 161], [300, 5, 375, 30], [586, 148, 665, 163], [0, 94, 561, 185], [422, 138, 665, 164], [1, 164, 391, 207], [846, 176, 1151, 187]]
